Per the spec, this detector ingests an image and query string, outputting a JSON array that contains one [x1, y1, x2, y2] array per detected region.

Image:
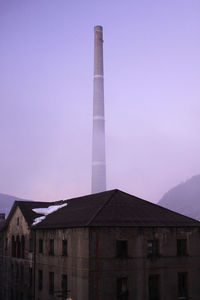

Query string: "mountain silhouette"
[[0, 193, 31, 217], [158, 175, 200, 220]]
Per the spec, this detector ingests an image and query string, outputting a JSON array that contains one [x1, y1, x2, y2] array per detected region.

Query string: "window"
[[20, 264, 24, 281], [177, 239, 187, 256], [29, 267, 32, 288], [117, 277, 128, 300], [39, 239, 43, 254], [17, 217, 19, 226], [5, 238, 8, 251], [49, 272, 54, 295], [62, 240, 68, 256], [38, 270, 43, 291], [178, 272, 188, 300], [12, 236, 16, 257], [16, 235, 21, 258], [149, 274, 160, 300], [62, 274, 68, 298], [21, 235, 25, 258], [16, 263, 19, 279], [11, 263, 14, 279], [116, 240, 128, 258], [147, 240, 159, 257], [49, 239, 54, 256]]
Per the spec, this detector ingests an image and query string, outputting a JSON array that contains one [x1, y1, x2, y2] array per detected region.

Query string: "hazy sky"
[[1, 0, 200, 203]]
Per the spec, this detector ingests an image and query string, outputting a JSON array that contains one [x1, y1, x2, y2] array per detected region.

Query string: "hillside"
[[0, 193, 31, 217], [158, 175, 200, 220]]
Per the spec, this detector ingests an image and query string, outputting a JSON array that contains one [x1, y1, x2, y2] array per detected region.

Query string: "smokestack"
[[92, 25, 106, 193]]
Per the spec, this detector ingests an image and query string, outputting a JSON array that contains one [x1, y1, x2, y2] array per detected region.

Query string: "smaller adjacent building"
[[0, 200, 53, 300], [1, 189, 200, 300]]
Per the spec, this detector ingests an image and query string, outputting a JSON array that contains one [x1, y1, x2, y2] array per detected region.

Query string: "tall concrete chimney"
[[92, 25, 106, 193]]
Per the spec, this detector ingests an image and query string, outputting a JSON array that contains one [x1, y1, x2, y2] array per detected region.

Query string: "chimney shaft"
[[92, 25, 106, 193]]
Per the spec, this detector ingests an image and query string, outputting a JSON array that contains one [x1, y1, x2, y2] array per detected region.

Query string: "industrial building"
[[1, 189, 200, 300]]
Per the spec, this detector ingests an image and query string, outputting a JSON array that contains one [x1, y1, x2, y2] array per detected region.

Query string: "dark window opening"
[[49, 239, 54, 256], [20, 264, 24, 281], [39, 239, 43, 254], [116, 240, 128, 258], [49, 272, 54, 295], [147, 240, 159, 258], [62, 239, 68, 256], [21, 235, 25, 258], [12, 235, 16, 257], [16, 235, 21, 258], [11, 263, 14, 279], [29, 267, 32, 288], [16, 263, 19, 279], [178, 272, 188, 300], [177, 239, 187, 256], [5, 238, 8, 251], [38, 270, 43, 291], [117, 277, 128, 300], [62, 274, 68, 297], [17, 217, 19, 226], [149, 274, 160, 300]]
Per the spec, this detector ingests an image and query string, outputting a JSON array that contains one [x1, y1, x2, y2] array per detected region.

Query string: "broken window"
[[178, 272, 188, 300], [147, 240, 159, 257], [49, 272, 54, 295], [116, 240, 128, 258], [117, 277, 128, 300], [149, 274, 160, 300], [49, 239, 54, 256], [62, 239, 68, 256], [177, 239, 187, 256]]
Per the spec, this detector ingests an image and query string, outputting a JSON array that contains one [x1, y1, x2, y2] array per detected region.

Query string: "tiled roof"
[[34, 189, 200, 229]]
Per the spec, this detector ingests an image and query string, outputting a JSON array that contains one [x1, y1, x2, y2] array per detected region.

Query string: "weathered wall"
[[89, 226, 200, 300], [35, 227, 89, 300], [3, 206, 34, 300]]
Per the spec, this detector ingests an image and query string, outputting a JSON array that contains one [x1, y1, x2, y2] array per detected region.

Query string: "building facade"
[[1, 189, 200, 300]]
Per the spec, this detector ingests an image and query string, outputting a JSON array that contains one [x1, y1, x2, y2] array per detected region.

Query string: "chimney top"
[[94, 25, 103, 31]]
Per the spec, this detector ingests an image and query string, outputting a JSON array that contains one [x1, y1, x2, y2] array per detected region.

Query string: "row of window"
[[117, 272, 188, 300], [38, 239, 68, 256], [38, 270, 68, 298], [10, 237, 188, 259], [117, 239, 188, 258], [11, 235, 25, 258]]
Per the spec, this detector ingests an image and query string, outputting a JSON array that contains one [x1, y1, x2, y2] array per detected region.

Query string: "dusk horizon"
[[1, 0, 200, 203]]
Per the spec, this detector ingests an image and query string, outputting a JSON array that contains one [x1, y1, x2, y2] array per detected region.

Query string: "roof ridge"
[[86, 190, 118, 226]]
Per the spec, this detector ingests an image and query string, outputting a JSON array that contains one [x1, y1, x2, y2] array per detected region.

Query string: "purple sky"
[[1, 0, 200, 203]]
